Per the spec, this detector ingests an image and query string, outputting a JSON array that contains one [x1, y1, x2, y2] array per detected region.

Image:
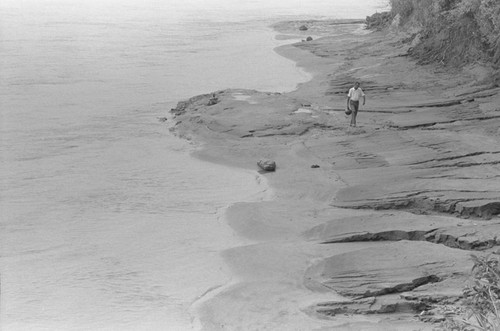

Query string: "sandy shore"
[[171, 21, 500, 330]]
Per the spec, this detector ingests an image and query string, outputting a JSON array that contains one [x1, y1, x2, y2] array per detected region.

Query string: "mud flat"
[[170, 20, 500, 330]]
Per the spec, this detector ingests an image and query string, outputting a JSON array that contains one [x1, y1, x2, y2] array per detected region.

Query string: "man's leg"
[[350, 101, 359, 126]]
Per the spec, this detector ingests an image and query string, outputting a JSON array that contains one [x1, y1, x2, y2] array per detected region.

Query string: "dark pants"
[[349, 100, 359, 126], [350, 100, 359, 111]]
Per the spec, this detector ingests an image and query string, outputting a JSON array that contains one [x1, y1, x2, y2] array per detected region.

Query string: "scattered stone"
[[157, 117, 168, 122], [207, 94, 219, 106], [299, 25, 308, 31], [170, 102, 188, 116], [311, 164, 320, 168], [306, 36, 313, 42], [257, 159, 276, 172]]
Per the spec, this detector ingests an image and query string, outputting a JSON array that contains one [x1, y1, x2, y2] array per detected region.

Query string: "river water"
[[0, 0, 386, 329]]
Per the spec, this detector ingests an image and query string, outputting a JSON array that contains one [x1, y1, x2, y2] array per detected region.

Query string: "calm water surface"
[[0, 0, 387, 329]]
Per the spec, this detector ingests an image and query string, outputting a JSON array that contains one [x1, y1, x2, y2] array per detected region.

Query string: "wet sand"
[[171, 21, 500, 330]]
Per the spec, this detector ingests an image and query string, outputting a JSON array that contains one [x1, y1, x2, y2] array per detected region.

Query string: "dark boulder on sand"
[[257, 160, 276, 172]]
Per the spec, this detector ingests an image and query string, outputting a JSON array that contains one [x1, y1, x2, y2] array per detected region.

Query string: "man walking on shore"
[[347, 82, 366, 127]]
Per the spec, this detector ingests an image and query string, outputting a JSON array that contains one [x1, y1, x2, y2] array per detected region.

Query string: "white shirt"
[[348, 87, 365, 101]]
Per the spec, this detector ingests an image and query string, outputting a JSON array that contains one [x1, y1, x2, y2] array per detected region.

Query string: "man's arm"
[[362, 95, 366, 106]]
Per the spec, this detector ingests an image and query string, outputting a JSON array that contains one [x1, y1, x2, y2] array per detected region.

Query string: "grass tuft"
[[444, 254, 500, 330]]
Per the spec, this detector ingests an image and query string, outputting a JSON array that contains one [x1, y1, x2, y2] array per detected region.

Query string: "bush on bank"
[[369, 0, 500, 69]]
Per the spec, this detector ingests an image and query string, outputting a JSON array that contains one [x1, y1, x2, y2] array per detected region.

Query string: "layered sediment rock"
[[304, 241, 471, 316]]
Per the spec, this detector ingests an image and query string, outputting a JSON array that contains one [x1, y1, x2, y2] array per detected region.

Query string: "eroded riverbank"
[[169, 21, 500, 330]]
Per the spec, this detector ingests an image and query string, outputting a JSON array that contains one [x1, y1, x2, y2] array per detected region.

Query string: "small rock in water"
[[306, 36, 313, 41], [257, 159, 276, 172], [158, 117, 168, 122], [311, 164, 320, 168], [299, 25, 308, 31]]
